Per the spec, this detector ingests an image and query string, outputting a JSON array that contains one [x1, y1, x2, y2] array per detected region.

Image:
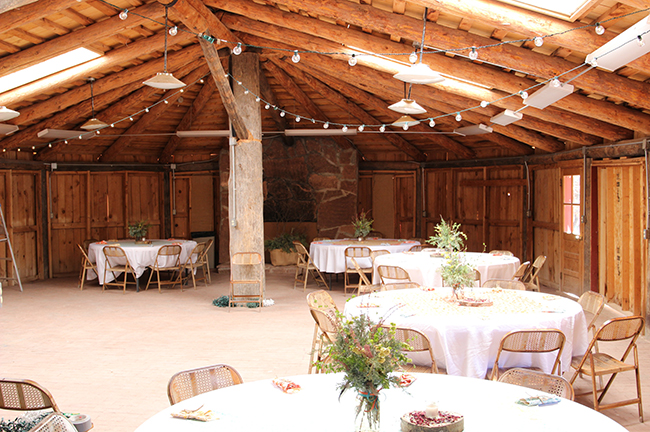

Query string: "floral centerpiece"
[[428, 218, 475, 300], [320, 311, 409, 431], [128, 219, 151, 242], [352, 210, 374, 239]]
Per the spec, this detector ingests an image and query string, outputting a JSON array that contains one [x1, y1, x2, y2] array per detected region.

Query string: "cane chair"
[[229, 252, 263, 309], [308, 307, 341, 373], [473, 269, 482, 287], [293, 241, 328, 291], [382, 282, 421, 291], [102, 245, 138, 293], [77, 243, 98, 290], [489, 329, 566, 381], [0, 378, 61, 412], [30, 413, 77, 432], [488, 250, 514, 256], [344, 246, 372, 293], [408, 244, 436, 252], [511, 261, 530, 281], [350, 257, 382, 295], [167, 364, 243, 405], [377, 265, 412, 285], [306, 290, 338, 374], [183, 242, 209, 289], [569, 316, 644, 422], [370, 249, 390, 261], [199, 239, 214, 283], [384, 326, 440, 374], [577, 291, 606, 335], [498, 368, 574, 400], [145, 244, 183, 293], [522, 255, 546, 291], [482, 279, 526, 291]]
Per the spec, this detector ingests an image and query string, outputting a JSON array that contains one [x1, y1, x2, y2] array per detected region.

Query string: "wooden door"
[[172, 176, 191, 239], [394, 173, 416, 238], [560, 168, 584, 296]]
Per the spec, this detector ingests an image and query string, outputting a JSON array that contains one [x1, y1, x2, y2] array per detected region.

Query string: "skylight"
[[0, 47, 101, 94], [496, 0, 595, 21]]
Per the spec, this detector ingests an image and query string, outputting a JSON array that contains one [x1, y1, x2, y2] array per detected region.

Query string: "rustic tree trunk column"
[[229, 52, 265, 299]]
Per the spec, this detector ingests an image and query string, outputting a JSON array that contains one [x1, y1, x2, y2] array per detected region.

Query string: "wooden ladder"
[[0, 203, 23, 292]]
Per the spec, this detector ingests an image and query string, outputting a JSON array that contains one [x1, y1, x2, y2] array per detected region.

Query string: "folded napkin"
[[398, 373, 416, 387], [171, 408, 217, 421], [516, 395, 561, 407], [272, 378, 301, 394], [97, 240, 107, 244]]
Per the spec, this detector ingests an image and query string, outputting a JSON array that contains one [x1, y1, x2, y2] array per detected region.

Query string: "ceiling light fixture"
[[0, 124, 18, 135], [37, 129, 94, 139], [391, 115, 420, 128], [0, 106, 19, 122], [80, 78, 108, 130], [490, 109, 523, 126], [586, 14, 650, 71], [388, 99, 427, 114], [454, 124, 493, 136], [524, 80, 574, 109], [143, 6, 185, 89]]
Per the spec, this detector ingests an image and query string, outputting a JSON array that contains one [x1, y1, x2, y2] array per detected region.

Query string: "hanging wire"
[[163, 5, 169, 73], [418, 7, 428, 64]]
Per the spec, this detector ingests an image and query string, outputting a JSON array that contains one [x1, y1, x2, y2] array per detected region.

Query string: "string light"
[[292, 51, 301, 63], [296, 116, 301, 122], [265, 104, 270, 109], [119, 9, 128, 20], [551, 78, 561, 87], [519, 90, 528, 100], [469, 47, 478, 60], [233, 43, 242, 55], [348, 54, 357, 66], [429, 119, 435, 127], [409, 52, 418, 64], [280, 111, 285, 117], [168, 26, 178, 36], [480, 101, 489, 108], [323, 122, 329, 129], [533, 36, 543, 47], [342, 125, 348, 132], [358, 125, 364, 132], [455, 113, 462, 121], [402, 123, 409, 131], [255, 96, 261, 102], [638, 35, 645, 47], [595, 23, 605, 35], [379, 125, 386, 132]]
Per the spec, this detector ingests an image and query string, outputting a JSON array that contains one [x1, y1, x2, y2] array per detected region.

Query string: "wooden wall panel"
[[90, 173, 126, 240], [455, 169, 483, 252], [532, 166, 561, 289], [358, 175, 373, 217], [394, 174, 415, 239], [127, 173, 162, 239], [423, 169, 452, 238], [11, 171, 41, 281]]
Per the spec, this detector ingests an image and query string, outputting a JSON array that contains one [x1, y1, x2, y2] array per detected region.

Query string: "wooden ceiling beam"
[[276, 58, 436, 160], [0, 2, 164, 78], [100, 64, 211, 161], [0, 0, 79, 36]]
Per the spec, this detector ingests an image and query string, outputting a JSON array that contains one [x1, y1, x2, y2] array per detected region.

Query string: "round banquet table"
[[87, 239, 197, 285], [345, 288, 589, 379], [372, 251, 520, 286], [310, 238, 419, 274], [134, 372, 625, 432]]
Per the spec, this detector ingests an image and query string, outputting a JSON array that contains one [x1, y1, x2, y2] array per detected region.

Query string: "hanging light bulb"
[[145, 108, 150, 113], [455, 112, 462, 121], [280, 111, 286, 117], [379, 125, 386, 132], [323, 122, 330, 129], [342, 125, 348, 132], [48, 143, 52, 148], [469, 47, 478, 60], [255, 97, 261, 103], [119, 9, 128, 20], [168, 26, 178, 36], [142, 6, 185, 89], [265, 104, 270, 110], [595, 23, 605, 35], [551, 78, 561, 87], [533, 36, 543, 47], [296, 116, 301, 122], [244, 89, 249, 94], [348, 54, 357, 66], [409, 51, 418, 64], [638, 35, 646, 47], [110, 124, 115, 127], [81, 78, 108, 130], [292, 50, 301, 63], [480, 101, 489, 108], [358, 125, 364, 132], [402, 123, 409, 131], [429, 119, 435, 127], [519, 90, 528, 100], [233, 43, 243, 55]]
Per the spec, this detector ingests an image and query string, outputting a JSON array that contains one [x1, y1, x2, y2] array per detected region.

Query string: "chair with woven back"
[[370, 249, 390, 261], [102, 245, 138, 293], [498, 368, 574, 400], [377, 265, 412, 286], [569, 315, 644, 422], [167, 364, 243, 405], [408, 244, 437, 252], [199, 239, 214, 283], [577, 291, 606, 335], [344, 246, 372, 294], [489, 328, 566, 381], [293, 241, 328, 291], [78, 242, 98, 290], [382, 282, 421, 291], [350, 257, 382, 295], [482, 279, 526, 291], [0, 378, 61, 413], [384, 326, 440, 374], [229, 252, 263, 309], [308, 307, 341, 374], [306, 290, 338, 374], [29, 413, 77, 432], [511, 261, 530, 281], [145, 244, 184, 293], [182, 241, 208, 289], [521, 255, 547, 291], [488, 250, 514, 256]]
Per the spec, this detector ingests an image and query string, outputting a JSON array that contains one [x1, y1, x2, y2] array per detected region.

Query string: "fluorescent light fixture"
[[176, 130, 231, 137], [393, 63, 445, 85], [284, 129, 357, 136], [490, 109, 523, 126], [586, 14, 650, 71], [0, 48, 101, 94], [454, 124, 493, 136], [391, 115, 420, 128], [37, 129, 94, 139], [388, 99, 427, 115], [524, 81, 574, 109], [0, 124, 18, 135], [0, 106, 19, 121]]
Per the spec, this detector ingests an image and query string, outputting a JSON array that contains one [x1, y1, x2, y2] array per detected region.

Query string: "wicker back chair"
[[384, 326, 440, 374], [382, 282, 421, 291], [102, 245, 138, 293], [77, 243, 98, 290], [293, 241, 328, 291], [408, 244, 437, 252], [511, 261, 530, 281], [306, 289, 337, 312], [306, 290, 338, 374], [569, 316, 645, 421], [522, 255, 547, 291], [29, 414, 77, 432], [488, 250, 514, 256], [489, 328, 566, 380], [308, 307, 340, 373], [183, 241, 208, 289], [229, 252, 263, 309], [370, 249, 390, 260], [145, 244, 183, 293], [350, 257, 382, 295], [577, 291, 606, 334], [344, 246, 372, 293], [482, 279, 526, 290], [498, 368, 574, 400], [0, 378, 60, 412], [199, 239, 214, 283], [167, 364, 243, 405], [377, 265, 412, 285]]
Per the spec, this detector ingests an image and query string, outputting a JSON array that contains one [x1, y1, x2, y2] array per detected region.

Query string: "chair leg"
[[79, 265, 87, 291]]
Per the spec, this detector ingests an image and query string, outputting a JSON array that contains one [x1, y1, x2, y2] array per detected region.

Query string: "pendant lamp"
[[81, 78, 108, 130], [388, 99, 427, 115], [143, 6, 185, 89], [391, 115, 420, 128]]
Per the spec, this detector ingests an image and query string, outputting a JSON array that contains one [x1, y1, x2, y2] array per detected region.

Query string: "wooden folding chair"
[[78, 243, 98, 290], [522, 255, 546, 291], [229, 252, 263, 309], [488, 250, 514, 256], [145, 244, 183, 293], [183, 242, 209, 289], [306, 290, 338, 374], [293, 241, 328, 291], [577, 291, 606, 335], [102, 245, 138, 293], [384, 326, 440, 374], [308, 307, 340, 374], [482, 279, 526, 290], [350, 257, 381, 295], [377, 265, 412, 285], [167, 364, 243, 405], [370, 249, 390, 261], [408, 244, 437, 252], [511, 261, 530, 281], [199, 239, 214, 283], [344, 246, 372, 293], [382, 282, 421, 291], [0, 378, 61, 412], [498, 368, 574, 400]]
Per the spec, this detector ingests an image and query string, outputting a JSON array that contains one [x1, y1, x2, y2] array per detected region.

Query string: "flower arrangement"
[[128, 219, 152, 240], [320, 311, 409, 431], [426, 217, 466, 252], [352, 210, 374, 239], [429, 218, 475, 298]]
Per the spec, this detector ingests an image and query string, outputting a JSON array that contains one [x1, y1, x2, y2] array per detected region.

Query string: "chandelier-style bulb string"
[[418, 7, 428, 64]]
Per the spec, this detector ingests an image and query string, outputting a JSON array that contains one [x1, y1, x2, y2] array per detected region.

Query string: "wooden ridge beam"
[[0, 0, 79, 35], [0, 2, 165, 78], [99, 65, 210, 161], [276, 58, 432, 161]]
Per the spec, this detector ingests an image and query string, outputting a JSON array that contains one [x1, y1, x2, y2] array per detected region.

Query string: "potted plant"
[[352, 210, 373, 240], [128, 219, 152, 243], [264, 231, 308, 266]]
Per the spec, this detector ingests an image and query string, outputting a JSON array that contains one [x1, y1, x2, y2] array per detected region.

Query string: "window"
[[563, 174, 581, 236], [496, 0, 594, 21]]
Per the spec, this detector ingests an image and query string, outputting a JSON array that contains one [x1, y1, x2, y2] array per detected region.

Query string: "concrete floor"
[[0, 267, 648, 431]]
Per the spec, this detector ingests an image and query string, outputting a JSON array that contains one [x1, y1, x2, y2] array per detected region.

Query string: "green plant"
[[0, 412, 48, 432], [426, 217, 466, 252], [352, 210, 374, 238], [440, 251, 476, 292], [264, 230, 307, 253], [128, 220, 152, 239]]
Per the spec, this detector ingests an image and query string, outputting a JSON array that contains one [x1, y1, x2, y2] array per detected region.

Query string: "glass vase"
[[355, 388, 380, 432]]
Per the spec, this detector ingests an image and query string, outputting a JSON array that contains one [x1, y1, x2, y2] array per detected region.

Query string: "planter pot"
[[269, 249, 299, 266]]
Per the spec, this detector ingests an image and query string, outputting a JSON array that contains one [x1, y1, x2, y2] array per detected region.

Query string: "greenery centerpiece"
[[320, 312, 409, 432], [428, 218, 474, 299], [352, 210, 374, 240], [128, 220, 152, 242], [426, 217, 467, 253]]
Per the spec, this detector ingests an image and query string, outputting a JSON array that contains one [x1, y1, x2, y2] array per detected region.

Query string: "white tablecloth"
[[310, 239, 419, 274], [372, 251, 520, 286], [345, 288, 589, 378], [134, 372, 625, 432], [87, 239, 197, 285]]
